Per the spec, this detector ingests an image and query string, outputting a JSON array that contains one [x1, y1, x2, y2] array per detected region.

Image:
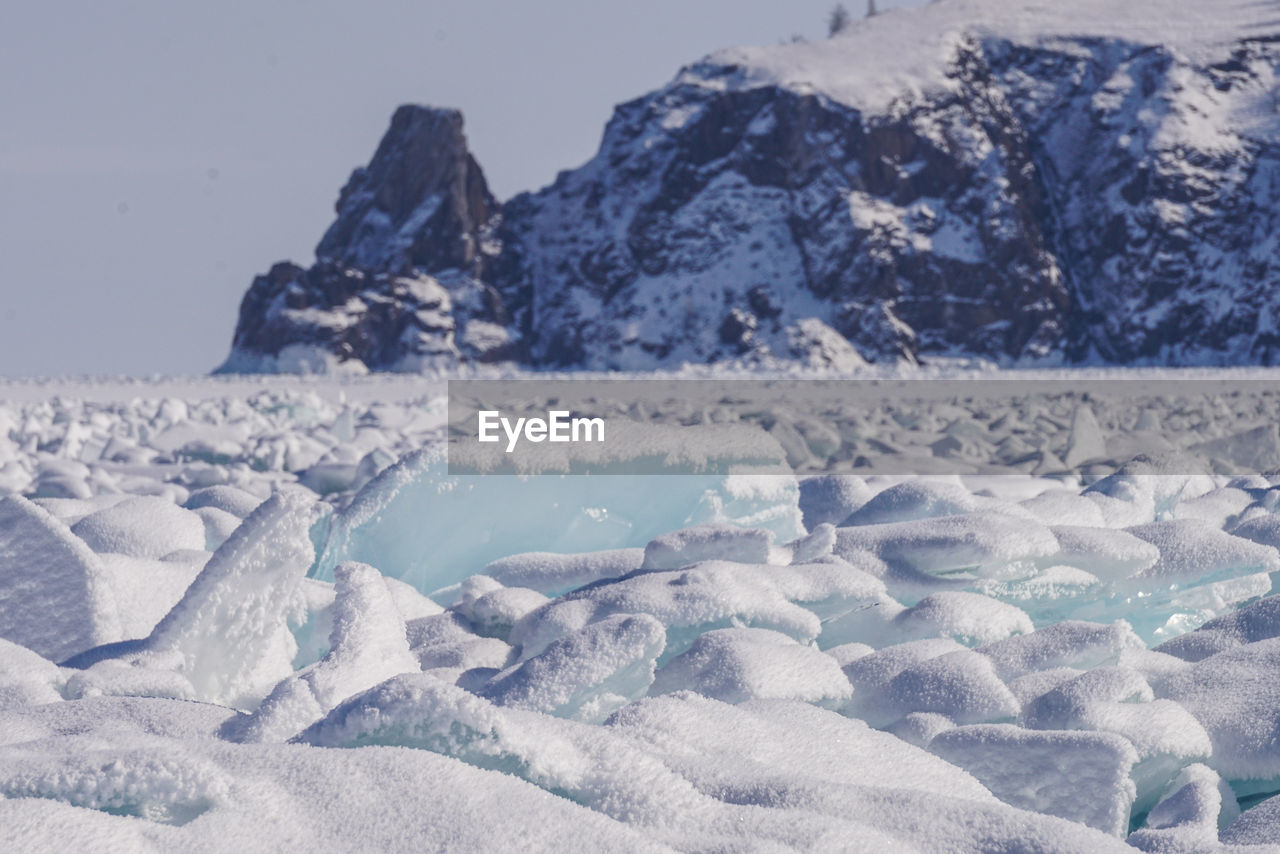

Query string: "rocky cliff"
[[220, 0, 1280, 373]]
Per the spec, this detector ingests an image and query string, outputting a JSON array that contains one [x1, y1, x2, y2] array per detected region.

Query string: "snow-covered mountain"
[[221, 0, 1280, 373]]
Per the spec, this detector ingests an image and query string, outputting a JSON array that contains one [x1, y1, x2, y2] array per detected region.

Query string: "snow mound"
[[651, 627, 851, 707], [70, 496, 206, 560], [482, 613, 665, 721]]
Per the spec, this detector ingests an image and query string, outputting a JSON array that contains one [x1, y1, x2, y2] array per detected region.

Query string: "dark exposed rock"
[[315, 105, 498, 277]]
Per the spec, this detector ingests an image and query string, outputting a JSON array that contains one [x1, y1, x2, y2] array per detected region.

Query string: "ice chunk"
[[885, 711, 956, 747], [844, 645, 1018, 727], [1048, 525, 1160, 580], [1160, 637, 1280, 782], [98, 553, 206, 640], [0, 495, 122, 662], [1172, 486, 1254, 527], [315, 447, 803, 594], [1020, 491, 1106, 528], [608, 694, 1132, 853], [976, 621, 1147, 684], [823, 641, 875, 667], [1003, 667, 1083, 707], [482, 613, 665, 721], [63, 659, 195, 701], [1063, 404, 1106, 468], [29, 458, 93, 499], [929, 724, 1139, 835], [182, 484, 263, 519], [225, 561, 420, 742], [299, 672, 711, 836], [192, 506, 241, 552], [0, 740, 232, 825], [798, 474, 874, 528], [894, 591, 1033, 646], [1125, 519, 1280, 585], [1127, 763, 1239, 852], [641, 524, 776, 570], [134, 488, 327, 708], [510, 558, 886, 661], [840, 638, 967, 718], [407, 612, 515, 674], [651, 627, 851, 708], [834, 513, 1059, 583], [465, 587, 550, 641], [381, 576, 444, 622], [1222, 790, 1280, 845], [1189, 424, 1280, 473], [70, 496, 205, 559], [823, 589, 1029, 650], [1020, 666, 1211, 811], [787, 523, 837, 564], [1155, 594, 1280, 662], [1229, 513, 1280, 551], [484, 548, 645, 596], [0, 638, 64, 710], [31, 494, 129, 527], [842, 481, 1031, 526]]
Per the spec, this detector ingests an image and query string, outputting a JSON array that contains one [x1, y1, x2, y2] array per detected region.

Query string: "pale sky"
[[0, 0, 919, 377]]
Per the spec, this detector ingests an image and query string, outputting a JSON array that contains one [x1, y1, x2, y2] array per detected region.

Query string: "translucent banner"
[[446, 379, 1280, 476]]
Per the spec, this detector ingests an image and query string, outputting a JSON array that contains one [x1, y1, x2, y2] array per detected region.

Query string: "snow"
[[131, 488, 328, 708], [1159, 638, 1280, 784], [700, 0, 1268, 117], [0, 495, 122, 661], [10, 372, 1280, 847], [930, 724, 1140, 836], [1128, 763, 1239, 851], [483, 548, 645, 596], [482, 613, 665, 721], [640, 523, 777, 570], [650, 627, 852, 707], [70, 496, 206, 560], [224, 561, 420, 742]]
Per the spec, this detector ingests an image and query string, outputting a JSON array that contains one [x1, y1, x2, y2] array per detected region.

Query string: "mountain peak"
[[315, 103, 497, 277]]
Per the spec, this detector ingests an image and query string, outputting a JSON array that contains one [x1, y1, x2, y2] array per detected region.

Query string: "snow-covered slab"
[[1159, 637, 1280, 784], [834, 512, 1060, 581], [843, 643, 1018, 727], [509, 558, 886, 661], [1127, 763, 1239, 852], [0, 496, 122, 662], [651, 627, 851, 707], [70, 496, 206, 560], [929, 724, 1140, 835], [977, 621, 1146, 680], [225, 561, 419, 742], [482, 613, 665, 721], [483, 548, 645, 596], [133, 489, 328, 708]]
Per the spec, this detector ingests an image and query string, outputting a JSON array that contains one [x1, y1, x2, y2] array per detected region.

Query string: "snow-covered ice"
[[4, 372, 1280, 849]]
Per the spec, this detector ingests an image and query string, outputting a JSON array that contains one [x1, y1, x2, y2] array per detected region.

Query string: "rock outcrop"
[[220, 0, 1280, 373]]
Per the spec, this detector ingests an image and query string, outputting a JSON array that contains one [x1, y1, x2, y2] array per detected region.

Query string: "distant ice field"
[[6, 367, 1280, 849]]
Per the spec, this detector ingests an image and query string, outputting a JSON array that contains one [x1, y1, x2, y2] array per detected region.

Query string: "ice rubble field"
[[11, 376, 1280, 850]]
